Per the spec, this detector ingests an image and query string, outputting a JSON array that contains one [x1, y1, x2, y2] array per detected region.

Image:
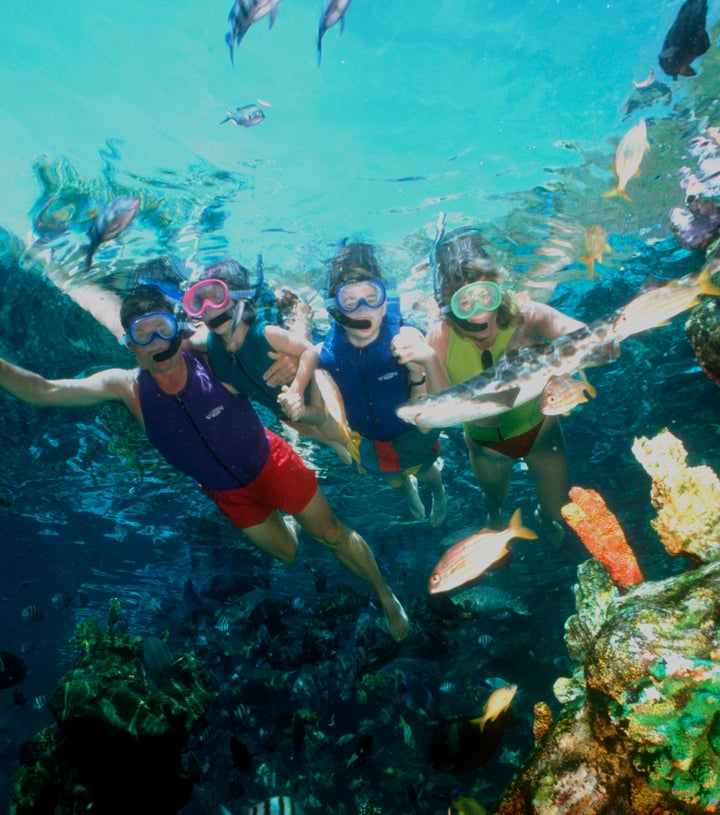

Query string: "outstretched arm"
[[0, 358, 139, 416]]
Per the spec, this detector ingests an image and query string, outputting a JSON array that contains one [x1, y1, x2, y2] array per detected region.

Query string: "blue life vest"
[[318, 316, 412, 441], [139, 351, 270, 490]]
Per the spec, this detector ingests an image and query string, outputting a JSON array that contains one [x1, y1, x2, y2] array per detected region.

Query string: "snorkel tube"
[[230, 254, 265, 332], [152, 334, 183, 363], [431, 212, 490, 334]]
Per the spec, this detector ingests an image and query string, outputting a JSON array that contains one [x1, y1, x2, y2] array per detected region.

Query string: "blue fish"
[[220, 104, 266, 127], [225, 0, 283, 65], [317, 0, 353, 65], [85, 195, 139, 271]]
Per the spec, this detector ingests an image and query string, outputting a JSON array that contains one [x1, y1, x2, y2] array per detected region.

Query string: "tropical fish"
[[225, 0, 283, 64], [451, 796, 489, 815], [220, 104, 266, 127], [613, 265, 720, 341], [579, 223, 610, 277], [428, 509, 537, 594], [452, 584, 532, 617], [603, 119, 649, 201], [314, 368, 362, 463], [539, 373, 597, 416], [20, 604, 44, 622], [85, 194, 140, 271], [633, 68, 656, 89], [317, 0, 353, 65], [396, 319, 620, 430], [658, 0, 709, 80], [471, 684, 518, 732], [0, 651, 27, 689], [220, 797, 298, 815]]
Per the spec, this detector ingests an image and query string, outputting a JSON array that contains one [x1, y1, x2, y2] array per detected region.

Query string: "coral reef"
[[561, 487, 644, 587], [632, 429, 720, 562], [687, 290, 720, 388], [495, 431, 720, 814], [10, 600, 212, 815]]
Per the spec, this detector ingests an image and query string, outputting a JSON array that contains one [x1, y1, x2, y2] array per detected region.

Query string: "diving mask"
[[449, 280, 502, 320], [335, 279, 387, 313], [124, 312, 180, 347], [182, 278, 253, 318]]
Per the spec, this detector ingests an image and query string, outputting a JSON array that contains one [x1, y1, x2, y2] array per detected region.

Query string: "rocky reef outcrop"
[[495, 430, 720, 814], [10, 599, 212, 815]]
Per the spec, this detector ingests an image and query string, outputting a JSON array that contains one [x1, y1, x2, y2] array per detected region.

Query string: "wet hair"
[[326, 241, 384, 297], [433, 227, 516, 329], [201, 259, 251, 289], [120, 284, 173, 330], [134, 256, 187, 289]]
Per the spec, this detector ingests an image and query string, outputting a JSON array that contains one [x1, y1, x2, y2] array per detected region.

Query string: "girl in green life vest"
[[425, 224, 585, 542]]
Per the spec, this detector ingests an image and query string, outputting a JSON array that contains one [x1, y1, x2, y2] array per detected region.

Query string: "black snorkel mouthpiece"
[[327, 305, 373, 330], [152, 334, 182, 363]]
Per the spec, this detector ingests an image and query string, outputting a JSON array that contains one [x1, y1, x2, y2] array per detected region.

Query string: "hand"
[[277, 386, 305, 421], [391, 326, 435, 367], [263, 351, 298, 388]]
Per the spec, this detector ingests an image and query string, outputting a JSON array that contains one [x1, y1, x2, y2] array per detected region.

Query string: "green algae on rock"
[[11, 601, 213, 815]]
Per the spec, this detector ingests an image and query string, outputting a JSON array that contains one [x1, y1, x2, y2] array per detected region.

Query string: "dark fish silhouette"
[[0, 651, 27, 689], [220, 104, 266, 127], [658, 0, 710, 79], [225, 0, 282, 65], [85, 195, 140, 272], [317, 0, 353, 65]]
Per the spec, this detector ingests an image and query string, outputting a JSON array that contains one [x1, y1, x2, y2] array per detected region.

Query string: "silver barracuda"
[[396, 319, 621, 430]]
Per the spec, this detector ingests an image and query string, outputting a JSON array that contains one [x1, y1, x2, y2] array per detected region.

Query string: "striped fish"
[[539, 374, 597, 416], [220, 796, 297, 815], [613, 265, 720, 340], [428, 509, 537, 594]]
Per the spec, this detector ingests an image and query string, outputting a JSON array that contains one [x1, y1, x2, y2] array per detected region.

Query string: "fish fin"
[[602, 187, 632, 202], [679, 65, 697, 77], [470, 715, 486, 732], [699, 266, 720, 297], [486, 386, 521, 408], [508, 507, 539, 541], [269, 8, 277, 28], [579, 254, 596, 277]]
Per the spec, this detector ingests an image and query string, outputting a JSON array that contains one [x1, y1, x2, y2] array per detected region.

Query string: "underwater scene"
[[3, 1, 720, 813]]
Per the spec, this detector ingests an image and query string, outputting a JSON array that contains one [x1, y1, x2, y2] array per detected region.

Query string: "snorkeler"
[[317, 241, 448, 525], [425, 221, 586, 541], [182, 257, 357, 463], [0, 283, 409, 641]]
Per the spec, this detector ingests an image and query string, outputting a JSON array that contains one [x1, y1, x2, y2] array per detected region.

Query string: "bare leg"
[[384, 473, 426, 521], [241, 509, 299, 563], [464, 432, 513, 529], [417, 461, 447, 526], [524, 417, 569, 544], [293, 488, 409, 641]]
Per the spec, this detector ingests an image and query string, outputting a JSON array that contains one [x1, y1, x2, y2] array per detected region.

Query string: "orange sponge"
[[561, 487, 644, 587]]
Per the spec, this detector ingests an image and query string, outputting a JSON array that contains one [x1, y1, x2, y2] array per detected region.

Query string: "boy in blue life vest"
[[318, 242, 448, 525]]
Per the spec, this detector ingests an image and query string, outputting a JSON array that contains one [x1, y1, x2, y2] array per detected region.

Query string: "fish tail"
[[470, 714, 486, 732], [602, 187, 631, 202], [699, 266, 720, 297], [579, 254, 595, 278], [508, 508, 539, 541]]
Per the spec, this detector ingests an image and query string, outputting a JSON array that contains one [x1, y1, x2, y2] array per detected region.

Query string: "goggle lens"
[[335, 279, 386, 313], [449, 281, 502, 319], [126, 312, 179, 347], [183, 279, 231, 317]]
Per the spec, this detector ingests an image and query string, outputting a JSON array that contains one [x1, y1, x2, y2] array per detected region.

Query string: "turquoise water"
[[2, 1, 720, 813]]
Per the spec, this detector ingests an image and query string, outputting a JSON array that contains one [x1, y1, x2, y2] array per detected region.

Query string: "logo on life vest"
[[206, 405, 225, 420], [378, 372, 398, 381]]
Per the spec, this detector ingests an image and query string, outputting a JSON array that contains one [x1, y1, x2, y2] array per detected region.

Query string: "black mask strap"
[[152, 335, 182, 362]]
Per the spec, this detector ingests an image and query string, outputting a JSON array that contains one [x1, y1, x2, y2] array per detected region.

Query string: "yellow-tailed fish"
[[314, 368, 362, 463], [428, 509, 537, 594], [471, 684, 518, 732], [579, 223, 610, 278], [539, 373, 597, 416], [603, 119, 649, 201], [613, 265, 720, 341], [450, 796, 488, 815]]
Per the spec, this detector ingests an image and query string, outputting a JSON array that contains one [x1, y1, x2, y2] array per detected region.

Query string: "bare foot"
[[430, 485, 447, 526], [381, 592, 410, 641], [403, 475, 426, 521]]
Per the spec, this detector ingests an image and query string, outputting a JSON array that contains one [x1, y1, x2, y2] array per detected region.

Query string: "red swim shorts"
[[201, 430, 318, 529]]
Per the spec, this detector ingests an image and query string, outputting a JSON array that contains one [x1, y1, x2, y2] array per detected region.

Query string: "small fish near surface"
[[579, 223, 610, 278], [658, 0, 710, 80], [539, 373, 597, 416], [613, 264, 720, 341], [428, 509, 537, 594], [603, 118, 649, 201], [396, 318, 621, 430], [85, 194, 140, 272], [220, 104, 266, 127], [317, 0, 353, 65], [225, 0, 283, 65]]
